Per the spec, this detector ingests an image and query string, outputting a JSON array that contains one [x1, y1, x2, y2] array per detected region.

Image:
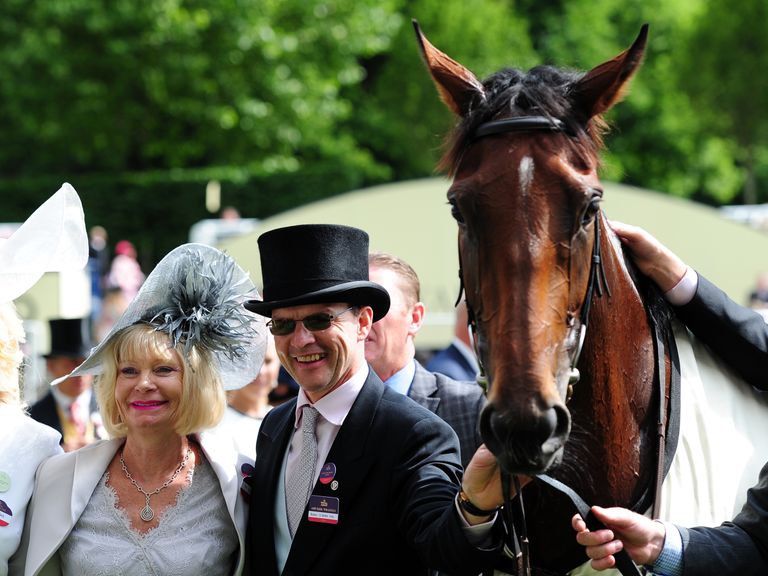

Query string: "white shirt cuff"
[[663, 266, 697, 306]]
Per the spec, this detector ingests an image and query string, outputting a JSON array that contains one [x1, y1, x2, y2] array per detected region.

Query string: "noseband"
[[460, 115, 640, 576]]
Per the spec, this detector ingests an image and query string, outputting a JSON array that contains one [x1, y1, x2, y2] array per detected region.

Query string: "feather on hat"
[[57, 243, 267, 391]]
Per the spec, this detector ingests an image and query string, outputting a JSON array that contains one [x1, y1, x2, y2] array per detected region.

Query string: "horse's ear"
[[413, 20, 486, 117], [572, 24, 649, 119]]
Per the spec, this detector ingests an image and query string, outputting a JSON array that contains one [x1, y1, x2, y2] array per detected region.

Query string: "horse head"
[[416, 22, 648, 475]]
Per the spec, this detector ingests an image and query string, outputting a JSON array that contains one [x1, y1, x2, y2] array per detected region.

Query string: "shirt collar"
[[294, 364, 369, 428], [383, 359, 415, 396]]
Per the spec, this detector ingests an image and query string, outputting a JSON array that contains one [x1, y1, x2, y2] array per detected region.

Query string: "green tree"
[[514, 0, 740, 202], [3, 0, 766, 267], [343, 0, 537, 180], [679, 0, 768, 204], [0, 0, 403, 259]]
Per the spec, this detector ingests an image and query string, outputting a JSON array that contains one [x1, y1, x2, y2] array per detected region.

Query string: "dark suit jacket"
[[673, 273, 768, 573], [244, 369, 502, 576], [681, 460, 768, 575], [425, 342, 478, 383], [409, 362, 486, 469], [28, 391, 61, 433]]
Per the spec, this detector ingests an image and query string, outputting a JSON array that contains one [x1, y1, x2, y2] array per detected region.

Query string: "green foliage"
[[0, 0, 402, 256], [678, 0, 768, 203], [342, 0, 536, 180], [2, 0, 768, 265]]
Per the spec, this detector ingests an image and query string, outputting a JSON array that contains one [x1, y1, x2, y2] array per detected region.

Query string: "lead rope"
[[504, 472, 531, 576], [537, 474, 643, 576]]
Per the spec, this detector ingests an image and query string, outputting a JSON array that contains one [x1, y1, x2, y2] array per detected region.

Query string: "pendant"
[[140, 504, 154, 522]]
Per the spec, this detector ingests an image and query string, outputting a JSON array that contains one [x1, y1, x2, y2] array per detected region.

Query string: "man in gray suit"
[[365, 252, 486, 468]]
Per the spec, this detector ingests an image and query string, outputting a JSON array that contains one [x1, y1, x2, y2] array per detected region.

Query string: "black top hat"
[[244, 224, 390, 321], [44, 318, 91, 358]]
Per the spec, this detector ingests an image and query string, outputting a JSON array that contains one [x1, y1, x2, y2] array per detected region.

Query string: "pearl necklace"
[[120, 445, 192, 522]]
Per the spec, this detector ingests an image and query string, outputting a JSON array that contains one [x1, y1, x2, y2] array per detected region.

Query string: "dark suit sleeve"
[[679, 461, 768, 575], [28, 393, 63, 437], [675, 273, 768, 389], [392, 412, 503, 574]]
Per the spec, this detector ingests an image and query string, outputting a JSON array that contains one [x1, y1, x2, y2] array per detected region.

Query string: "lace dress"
[[59, 455, 238, 576]]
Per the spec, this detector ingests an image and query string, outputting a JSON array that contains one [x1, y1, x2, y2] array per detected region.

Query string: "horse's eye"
[[581, 196, 602, 226], [449, 198, 465, 224]]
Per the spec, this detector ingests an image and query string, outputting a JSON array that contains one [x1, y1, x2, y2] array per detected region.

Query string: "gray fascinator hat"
[[56, 243, 267, 391]]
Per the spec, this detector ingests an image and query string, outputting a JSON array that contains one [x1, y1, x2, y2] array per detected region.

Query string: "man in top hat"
[[29, 318, 104, 451], [243, 224, 508, 576]]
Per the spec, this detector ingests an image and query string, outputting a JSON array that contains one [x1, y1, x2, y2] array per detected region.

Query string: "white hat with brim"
[[55, 243, 267, 391], [0, 183, 88, 304]]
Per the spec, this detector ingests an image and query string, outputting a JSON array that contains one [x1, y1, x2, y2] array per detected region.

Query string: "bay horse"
[[415, 22, 768, 575]]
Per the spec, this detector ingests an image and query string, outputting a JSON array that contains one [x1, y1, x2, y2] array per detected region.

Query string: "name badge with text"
[[307, 495, 339, 525]]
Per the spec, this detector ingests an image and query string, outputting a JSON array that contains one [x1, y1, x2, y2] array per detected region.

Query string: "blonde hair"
[[96, 323, 225, 437], [0, 302, 24, 408]]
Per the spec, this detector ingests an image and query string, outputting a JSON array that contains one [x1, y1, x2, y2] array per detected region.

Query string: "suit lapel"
[[408, 362, 440, 413], [70, 439, 121, 519], [41, 393, 63, 434], [25, 439, 120, 573], [246, 401, 296, 575], [284, 373, 385, 574], [199, 432, 248, 575], [198, 432, 237, 526]]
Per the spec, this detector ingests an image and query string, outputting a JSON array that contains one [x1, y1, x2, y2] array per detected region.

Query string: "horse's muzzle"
[[479, 401, 571, 474]]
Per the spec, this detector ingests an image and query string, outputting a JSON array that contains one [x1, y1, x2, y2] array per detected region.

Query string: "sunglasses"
[[267, 306, 358, 336]]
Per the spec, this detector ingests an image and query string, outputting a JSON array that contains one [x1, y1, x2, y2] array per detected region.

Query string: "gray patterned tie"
[[286, 405, 319, 537]]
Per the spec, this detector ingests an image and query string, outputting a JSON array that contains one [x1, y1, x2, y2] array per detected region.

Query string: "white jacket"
[[0, 408, 61, 576], [10, 432, 249, 576]]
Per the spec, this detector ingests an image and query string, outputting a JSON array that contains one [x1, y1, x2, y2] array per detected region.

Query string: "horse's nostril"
[[478, 403, 497, 451], [552, 403, 571, 439], [537, 406, 558, 439], [541, 405, 571, 455], [479, 401, 571, 474]]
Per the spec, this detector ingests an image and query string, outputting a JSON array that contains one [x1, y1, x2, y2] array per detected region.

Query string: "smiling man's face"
[[272, 302, 372, 402]]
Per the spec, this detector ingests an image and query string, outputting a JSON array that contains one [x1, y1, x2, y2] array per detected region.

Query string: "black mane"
[[440, 65, 608, 175]]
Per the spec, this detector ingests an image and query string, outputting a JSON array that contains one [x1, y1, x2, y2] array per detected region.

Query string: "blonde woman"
[[12, 244, 266, 576]]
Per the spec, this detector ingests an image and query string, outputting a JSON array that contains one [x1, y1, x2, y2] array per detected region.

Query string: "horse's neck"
[[565, 220, 660, 507]]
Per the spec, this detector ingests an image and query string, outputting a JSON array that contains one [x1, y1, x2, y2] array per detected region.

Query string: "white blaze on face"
[[519, 156, 535, 197]]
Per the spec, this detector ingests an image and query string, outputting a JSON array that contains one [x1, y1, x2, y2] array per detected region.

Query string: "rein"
[[461, 115, 644, 576]]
